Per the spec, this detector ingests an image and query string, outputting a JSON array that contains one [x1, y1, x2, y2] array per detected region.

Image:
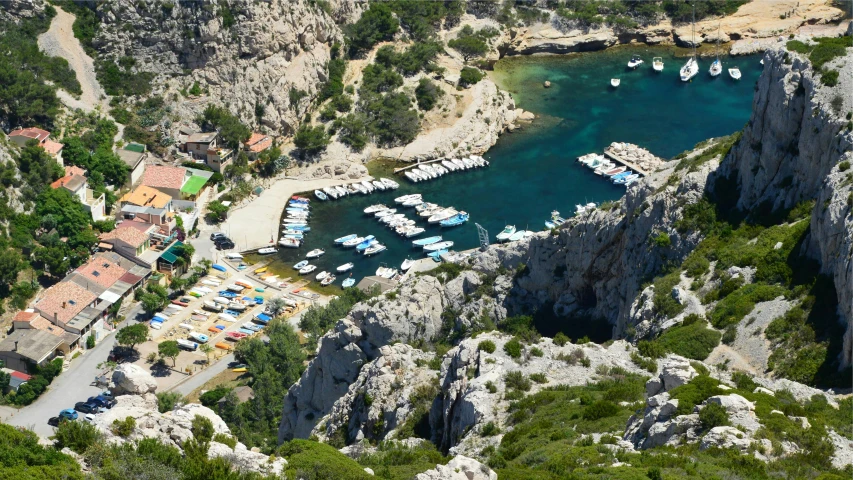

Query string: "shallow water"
[[265, 46, 763, 287]]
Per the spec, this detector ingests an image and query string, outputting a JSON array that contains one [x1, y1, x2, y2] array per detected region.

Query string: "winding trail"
[[38, 6, 123, 140]]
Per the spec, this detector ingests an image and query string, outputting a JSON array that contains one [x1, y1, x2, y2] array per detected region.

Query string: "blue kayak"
[[212, 264, 226, 272]]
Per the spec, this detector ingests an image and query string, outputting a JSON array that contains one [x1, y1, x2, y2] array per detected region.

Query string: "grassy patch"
[[708, 283, 787, 329], [652, 270, 685, 318], [655, 319, 722, 361], [357, 441, 448, 480], [675, 131, 742, 172]]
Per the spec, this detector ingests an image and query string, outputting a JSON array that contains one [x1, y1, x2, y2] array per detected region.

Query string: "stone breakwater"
[[604, 142, 666, 174]]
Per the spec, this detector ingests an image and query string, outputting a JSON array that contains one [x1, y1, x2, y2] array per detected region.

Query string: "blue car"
[[88, 395, 116, 409], [59, 408, 78, 421]]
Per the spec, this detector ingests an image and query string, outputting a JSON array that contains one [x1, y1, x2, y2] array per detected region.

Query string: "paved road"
[[170, 353, 234, 397], [1, 304, 143, 438]]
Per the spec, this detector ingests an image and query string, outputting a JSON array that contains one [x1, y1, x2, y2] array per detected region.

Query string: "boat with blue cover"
[[440, 212, 469, 227], [314, 190, 327, 201], [412, 236, 442, 246], [427, 249, 448, 258], [335, 234, 357, 244], [342, 277, 356, 288], [294, 260, 309, 269], [355, 237, 377, 252]]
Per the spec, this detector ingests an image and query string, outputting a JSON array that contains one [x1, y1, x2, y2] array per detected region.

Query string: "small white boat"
[[610, 78, 620, 88], [258, 247, 277, 255], [314, 189, 328, 201], [226, 284, 244, 292], [653, 57, 664, 72], [681, 5, 699, 82], [342, 236, 365, 247], [363, 244, 387, 256], [380, 178, 399, 189], [278, 237, 301, 248], [359, 180, 374, 193], [334, 186, 348, 197], [322, 187, 338, 199], [320, 275, 336, 286], [299, 264, 317, 274], [710, 59, 722, 77], [401, 258, 415, 271], [316, 271, 329, 281], [496, 225, 516, 241], [404, 171, 419, 183], [395, 194, 421, 204], [627, 54, 643, 69], [334, 234, 357, 244], [228, 302, 247, 311], [177, 339, 198, 351], [225, 253, 243, 260], [402, 197, 423, 207], [203, 301, 223, 312], [403, 227, 425, 237], [306, 249, 325, 258], [337, 262, 354, 272], [294, 260, 309, 269], [179, 323, 193, 330], [342, 277, 355, 288], [351, 183, 367, 194], [441, 160, 457, 171], [424, 240, 453, 251], [508, 230, 527, 241], [372, 180, 386, 191], [213, 296, 230, 305], [376, 266, 396, 278], [189, 332, 209, 343], [428, 208, 457, 223], [219, 313, 237, 323], [375, 208, 397, 218], [364, 204, 387, 214], [728, 66, 741, 80]]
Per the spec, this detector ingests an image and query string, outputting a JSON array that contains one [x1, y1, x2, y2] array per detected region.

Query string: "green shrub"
[[504, 371, 532, 392], [54, 419, 102, 453], [459, 67, 484, 86], [709, 284, 787, 329], [731, 371, 758, 391], [652, 271, 686, 318], [190, 415, 215, 442], [293, 124, 330, 156], [481, 421, 501, 436], [111, 416, 136, 438], [358, 440, 448, 479], [786, 40, 810, 54], [280, 439, 372, 479], [478, 340, 496, 354], [345, 3, 399, 57], [486, 381, 497, 393], [699, 402, 730, 430], [155, 392, 183, 413], [839, 161, 851, 172], [212, 433, 237, 449], [820, 69, 839, 87], [582, 400, 619, 421], [557, 349, 588, 366], [530, 347, 544, 357], [638, 340, 666, 359], [553, 332, 569, 346], [503, 337, 523, 359], [631, 352, 657, 373], [652, 233, 671, 248], [669, 375, 722, 415], [415, 78, 442, 111], [199, 386, 230, 408], [529, 373, 548, 384], [656, 321, 722, 360]]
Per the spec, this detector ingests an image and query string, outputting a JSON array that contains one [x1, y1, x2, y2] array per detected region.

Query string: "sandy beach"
[[219, 177, 368, 252]]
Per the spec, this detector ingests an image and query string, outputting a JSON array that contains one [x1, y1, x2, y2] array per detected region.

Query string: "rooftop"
[[100, 222, 155, 249], [34, 281, 97, 326], [124, 143, 146, 153], [120, 185, 172, 209], [51, 174, 86, 192], [117, 148, 146, 169], [75, 256, 130, 289], [9, 127, 50, 142], [64, 165, 86, 177], [0, 330, 65, 364], [13, 310, 40, 323], [180, 175, 208, 195], [159, 240, 185, 265], [142, 165, 186, 191], [245, 133, 272, 153], [42, 138, 64, 156], [187, 132, 217, 143]]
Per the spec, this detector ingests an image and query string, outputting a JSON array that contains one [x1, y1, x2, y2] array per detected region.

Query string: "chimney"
[[13, 341, 17, 352], [54, 312, 59, 326]]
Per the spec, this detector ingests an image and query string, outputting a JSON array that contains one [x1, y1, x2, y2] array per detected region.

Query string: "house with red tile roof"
[[142, 165, 188, 199], [9, 127, 64, 166], [33, 281, 98, 329], [74, 255, 130, 289], [244, 132, 273, 160], [99, 221, 157, 257], [50, 167, 107, 221]]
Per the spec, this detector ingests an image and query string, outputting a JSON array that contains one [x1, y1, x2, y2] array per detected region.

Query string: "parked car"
[[47, 416, 61, 427], [59, 409, 78, 421], [100, 390, 114, 400], [210, 232, 225, 241], [74, 402, 101, 414], [83, 414, 96, 423], [216, 240, 235, 250], [87, 395, 116, 409], [213, 235, 231, 244]]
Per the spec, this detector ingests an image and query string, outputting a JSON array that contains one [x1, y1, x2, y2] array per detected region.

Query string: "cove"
[[263, 46, 763, 289]]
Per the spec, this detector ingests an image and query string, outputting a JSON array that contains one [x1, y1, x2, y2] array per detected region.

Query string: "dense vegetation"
[[554, 0, 749, 28], [787, 36, 853, 87], [198, 105, 252, 150], [448, 24, 498, 62], [0, 423, 84, 479], [299, 286, 375, 341], [486, 366, 851, 479], [0, 7, 81, 130]]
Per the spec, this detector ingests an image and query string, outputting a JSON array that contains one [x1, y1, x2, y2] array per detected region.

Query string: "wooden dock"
[[393, 158, 446, 174], [603, 149, 650, 177]]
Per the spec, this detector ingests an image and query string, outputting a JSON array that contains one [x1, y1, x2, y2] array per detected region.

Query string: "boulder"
[[207, 441, 288, 476], [700, 426, 752, 452], [543, 81, 551, 88], [704, 394, 754, 414], [660, 358, 698, 391], [415, 455, 497, 480], [111, 363, 158, 395]]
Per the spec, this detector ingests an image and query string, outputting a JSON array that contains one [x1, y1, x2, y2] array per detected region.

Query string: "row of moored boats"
[[314, 178, 399, 201], [278, 196, 312, 249], [403, 156, 489, 183], [577, 153, 640, 186]]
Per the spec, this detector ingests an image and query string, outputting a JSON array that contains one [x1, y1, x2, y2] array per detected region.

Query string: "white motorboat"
[[424, 240, 453, 251], [219, 313, 237, 323], [213, 296, 230, 305], [594, 162, 615, 175], [177, 339, 199, 351], [380, 178, 399, 189], [337, 262, 354, 272], [627, 54, 643, 69], [381, 214, 405, 225], [375, 208, 397, 218], [372, 180, 386, 191], [314, 189, 328, 201], [680, 5, 699, 82], [342, 236, 365, 247], [395, 193, 421, 204], [653, 57, 664, 72], [462, 158, 474, 169], [306, 249, 325, 258], [258, 247, 277, 255], [346, 184, 359, 195], [403, 227, 425, 237], [359, 180, 374, 193], [320, 275, 336, 286], [496, 225, 516, 241], [610, 78, 620, 88], [441, 159, 457, 171], [351, 183, 367, 194], [226, 284, 244, 292], [451, 158, 466, 170], [363, 244, 387, 256], [728, 66, 741, 80], [203, 300, 223, 312], [316, 271, 329, 281], [334, 185, 348, 197], [364, 204, 387, 214], [404, 171, 419, 182], [334, 234, 357, 244], [278, 237, 301, 248], [623, 173, 641, 186], [419, 207, 441, 217], [225, 252, 243, 260], [428, 208, 457, 223], [298, 264, 317, 274], [227, 302, 247, 312], [401, 258, 416, 271], [402, 197, 423, 207], [508, 230, 527, 241], [376, 266, 396, 278], [415, 202, 437, 212]]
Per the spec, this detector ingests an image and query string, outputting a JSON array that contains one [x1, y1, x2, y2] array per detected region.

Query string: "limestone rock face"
[[92, 0, 343, 133], [414, 455, 497, 480], [700, 426, 753, 452], [111, 363, 158, 395]]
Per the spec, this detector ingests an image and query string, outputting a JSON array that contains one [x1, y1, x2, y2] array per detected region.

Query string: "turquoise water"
[[271, 47, 762, 283]]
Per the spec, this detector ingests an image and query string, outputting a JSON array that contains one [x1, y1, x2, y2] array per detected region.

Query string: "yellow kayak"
[[232, 367, 247, 372], [254, 267, 268, 274]]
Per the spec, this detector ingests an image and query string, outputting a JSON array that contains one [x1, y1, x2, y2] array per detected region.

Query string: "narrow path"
[[38, 6, 123, 141]]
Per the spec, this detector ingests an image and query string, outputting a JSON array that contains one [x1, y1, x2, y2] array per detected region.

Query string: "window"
[[92, 271, 100, 277]]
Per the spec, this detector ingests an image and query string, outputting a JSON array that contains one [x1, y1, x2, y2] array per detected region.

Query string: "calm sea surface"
[[260, 46, 763, 288]]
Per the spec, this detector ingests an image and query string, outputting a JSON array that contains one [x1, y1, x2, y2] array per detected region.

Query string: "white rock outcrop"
[[111, 363, 158, 395], [414, 455, 497, 480]]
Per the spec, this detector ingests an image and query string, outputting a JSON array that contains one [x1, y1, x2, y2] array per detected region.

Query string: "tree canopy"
[[116, 324, 149, 351], [345, 3, 399, 57]]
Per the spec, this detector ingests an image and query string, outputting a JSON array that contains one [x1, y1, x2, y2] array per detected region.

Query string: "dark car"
[[48, 416, 61, 427], [74, 402, 100, 414], [210, 232, 225, 241], [216, 240, 235, 250], [214, 236, 232, 245], [87, 395, 116, 409]]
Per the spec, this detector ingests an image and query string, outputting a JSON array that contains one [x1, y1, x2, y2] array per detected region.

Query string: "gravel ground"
[[707, 297, 793, 373]]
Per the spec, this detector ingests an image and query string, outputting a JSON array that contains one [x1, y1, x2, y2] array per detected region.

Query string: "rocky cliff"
[[93, 0, 347, 133]]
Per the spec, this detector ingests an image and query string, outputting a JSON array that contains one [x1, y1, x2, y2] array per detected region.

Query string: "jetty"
[[393, 158, 446, 174], [602, 142, 664, 177]]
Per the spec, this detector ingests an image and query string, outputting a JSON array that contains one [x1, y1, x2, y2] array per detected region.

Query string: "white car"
[[82, 413, 97, 423]]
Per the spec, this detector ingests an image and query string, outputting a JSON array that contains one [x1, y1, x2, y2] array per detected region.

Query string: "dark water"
[[267, 46, 762, 286]]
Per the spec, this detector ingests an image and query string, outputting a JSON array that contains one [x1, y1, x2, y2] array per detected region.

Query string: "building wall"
[[130, 160, 146, 186]]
